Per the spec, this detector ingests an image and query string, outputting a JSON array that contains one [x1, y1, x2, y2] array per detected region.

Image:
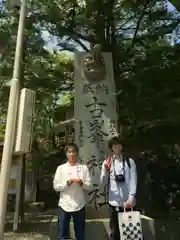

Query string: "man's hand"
[[67, 178, 83, 186], [104, 156, 111, 171], [67, 179, 74, 186], [124, 200, 132, 209], [74, 178, 83, 186]]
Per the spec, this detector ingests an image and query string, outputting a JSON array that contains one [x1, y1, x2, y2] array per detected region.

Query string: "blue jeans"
[[57, 206, 85, 240]]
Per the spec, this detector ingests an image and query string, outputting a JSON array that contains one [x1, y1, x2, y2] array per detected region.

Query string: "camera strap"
[[112, 156, 131, 177], [106, 156, 132, 204], [112, 157, 125, 177]]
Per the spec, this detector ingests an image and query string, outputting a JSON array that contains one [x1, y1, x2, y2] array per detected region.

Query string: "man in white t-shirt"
[[53, 142, 92, 240]]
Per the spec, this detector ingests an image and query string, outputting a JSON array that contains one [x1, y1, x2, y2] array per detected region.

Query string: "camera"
[[115, 174, 125, 182], [112, 157, 126, 183]]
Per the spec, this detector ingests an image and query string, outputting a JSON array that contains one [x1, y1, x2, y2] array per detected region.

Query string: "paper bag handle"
[[123, 207, 133, 212]]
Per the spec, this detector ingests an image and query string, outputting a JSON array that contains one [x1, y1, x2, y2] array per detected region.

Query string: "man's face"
[[112, 143, 123, 155], [66, 147, 77, 163]]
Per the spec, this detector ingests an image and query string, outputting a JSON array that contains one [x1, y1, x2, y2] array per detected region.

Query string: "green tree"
[[32, 0, 180, 147], [2, 0, 180, 211], [0, 4, 74, 141], [30, 0, 180, 211], [0, 4, 74, 204]]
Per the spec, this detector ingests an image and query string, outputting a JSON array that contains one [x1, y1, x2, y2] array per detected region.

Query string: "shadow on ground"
[[4, 210, 180, 240]]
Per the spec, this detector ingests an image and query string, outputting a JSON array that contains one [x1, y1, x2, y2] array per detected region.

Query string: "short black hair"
[[108, 136, 124, 150], [64, 142, 78, 153]]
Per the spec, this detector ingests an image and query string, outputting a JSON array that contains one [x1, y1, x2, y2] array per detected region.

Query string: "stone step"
[[49, 215, 156, 240], [4, 233, 49, 240]]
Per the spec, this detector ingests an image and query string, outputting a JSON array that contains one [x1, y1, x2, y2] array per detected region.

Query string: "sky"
[[166, 1, 180, 44]]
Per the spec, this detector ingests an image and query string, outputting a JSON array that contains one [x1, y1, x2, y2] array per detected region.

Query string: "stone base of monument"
[[70, 215, 155, 240], [49, 214, 156, 240]]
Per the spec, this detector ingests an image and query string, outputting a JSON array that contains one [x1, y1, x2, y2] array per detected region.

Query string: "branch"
[[58, 27, 96, 46], [114, 14, 137, 34], [31, 12, 97, 46], [66, 36, 89, 52], [131, 0, 151, 48]]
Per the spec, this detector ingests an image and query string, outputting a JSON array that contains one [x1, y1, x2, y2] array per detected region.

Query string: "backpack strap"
[[123, 156, 131, 169]]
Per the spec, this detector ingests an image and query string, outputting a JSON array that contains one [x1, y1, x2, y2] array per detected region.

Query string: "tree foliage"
[[1, 0, 180, 211], [0, 4, 74, 172], [1, 0, 180, 147], [26, 0, 180, 147], [26, 0, 180, 211], [0, 2, 180, 148]]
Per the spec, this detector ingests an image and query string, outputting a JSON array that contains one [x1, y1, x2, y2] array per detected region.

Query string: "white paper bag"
[[118, 211, 143, 240]]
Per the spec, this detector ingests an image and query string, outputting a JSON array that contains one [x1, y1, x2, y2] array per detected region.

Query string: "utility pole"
[[0, 0, 26, 237]]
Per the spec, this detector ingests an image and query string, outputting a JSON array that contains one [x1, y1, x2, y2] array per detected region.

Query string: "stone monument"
[[50, 47, 156, 240], [74, 45, 118, 207]]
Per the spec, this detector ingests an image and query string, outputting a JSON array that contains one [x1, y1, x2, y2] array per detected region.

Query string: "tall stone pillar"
[[74, 50, 118, 206]]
